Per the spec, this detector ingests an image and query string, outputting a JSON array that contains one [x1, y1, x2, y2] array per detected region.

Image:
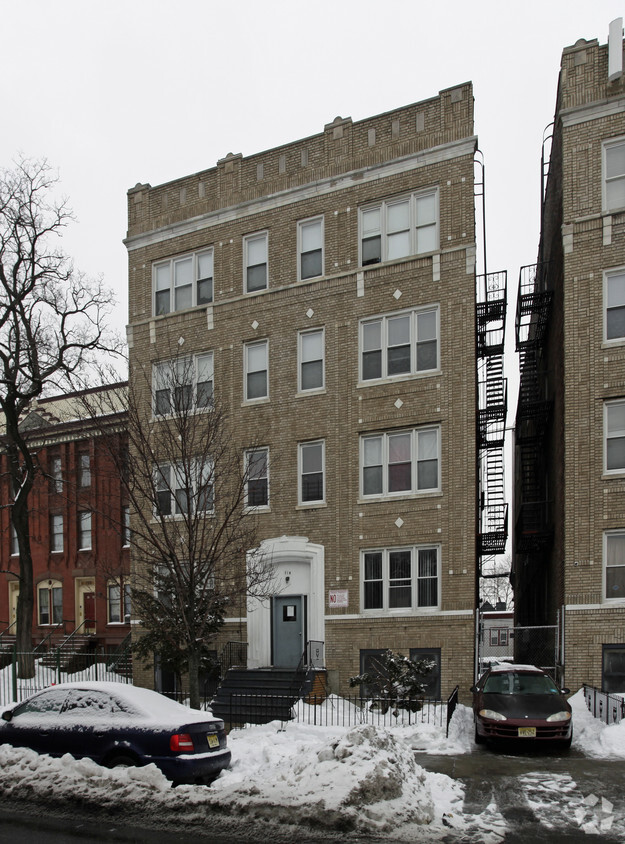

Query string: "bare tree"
[[92, 353, 273, 709], [0, 158, 122, 676], [480, 554, 514, 609]]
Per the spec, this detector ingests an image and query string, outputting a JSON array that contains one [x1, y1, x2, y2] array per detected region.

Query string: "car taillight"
[[170, 733, 194, 752]]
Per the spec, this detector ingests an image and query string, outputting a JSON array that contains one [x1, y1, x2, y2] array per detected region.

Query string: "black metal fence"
[[583, 684, 625, 726]]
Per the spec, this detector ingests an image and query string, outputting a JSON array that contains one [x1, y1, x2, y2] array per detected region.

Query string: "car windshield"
[[483, 672, 559, 695]]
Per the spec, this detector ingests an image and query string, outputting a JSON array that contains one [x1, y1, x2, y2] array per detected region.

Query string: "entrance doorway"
[[272, 595, 305, 668]]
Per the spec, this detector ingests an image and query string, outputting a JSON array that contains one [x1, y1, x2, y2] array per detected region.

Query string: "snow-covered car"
[[0, 681, 230, 784], [471, 664, 572, 747]]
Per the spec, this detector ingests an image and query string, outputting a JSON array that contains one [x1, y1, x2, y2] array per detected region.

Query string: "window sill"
[[360, 607, 440, 617], [151, 303, 211, 320], [296, 388, 327, 397], [358, 250, 440, 273], [296, 502, 327, 511], [358, 370, 440, 388], [241, 397, 270, 407], [244, 506, 271, 514], [358, 490, 442, 504]]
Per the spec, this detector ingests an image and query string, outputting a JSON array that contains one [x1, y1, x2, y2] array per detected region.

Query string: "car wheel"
[[107, 754, 137, 769], [474, 724, 486, 745]]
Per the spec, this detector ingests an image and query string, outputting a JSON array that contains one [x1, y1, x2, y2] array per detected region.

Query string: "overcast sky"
[[2, 0, 623, 344]]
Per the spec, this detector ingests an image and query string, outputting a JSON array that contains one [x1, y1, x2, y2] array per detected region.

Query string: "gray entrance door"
[[272, 595, 304, 667]]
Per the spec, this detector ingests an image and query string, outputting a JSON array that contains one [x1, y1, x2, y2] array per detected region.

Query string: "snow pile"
[[569, 689, 625, 758]]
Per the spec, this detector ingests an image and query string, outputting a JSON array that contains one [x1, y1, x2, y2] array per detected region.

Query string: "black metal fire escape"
[[514, 262, 554, 553], [476, 271, 508, 559]]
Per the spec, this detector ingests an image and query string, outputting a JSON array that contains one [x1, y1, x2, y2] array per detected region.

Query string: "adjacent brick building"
[[0, 386, 130, 652], [125, 86, 487, 699], [514, 23, 625, 693]]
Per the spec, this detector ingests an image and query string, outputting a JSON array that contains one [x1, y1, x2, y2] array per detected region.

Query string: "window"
[[155, 461, 214, 517], [79, 453, 91, 488], [361, 427, 440, 497], [153, 249, 213, 316], [361, 307, 439, 381], [298, 217, 323, 280], [359, 190, 438, 266], [605, 270, 625, 341], [245, 448, 269, 508], [604, 139, 625, 212], [605, 532, 625, 601], [299, 328, 324, 392], [154, 353, 214, 416], [108, 581, 131, 624], [50, 514, 63, 552], [603, 645, 625, 693], [489, 628, 509, 647], [78, 511, 92, 550], [362, 546, 439, 611], [49, 456, 62, 494], [244, 232, 268, 293], [244, 340, 268, 401], [299, 440, 324, 504], [122, 505, 130, 547], [38, 580, 63, 625], [605, 401, 625, 473]]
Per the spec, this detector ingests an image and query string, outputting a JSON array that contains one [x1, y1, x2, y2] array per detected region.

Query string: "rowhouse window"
[[605, 401, 625, 472], [604, 139, 625, 212], [245, 448, 269, 508], [122, 505, 130, 547], [154, 353, 214, 416], [299, 328, 324, 392], [49, 456, 62, 494], [79, 453, 91, 488], [359, 190, 438, 266], [605, 532, 625, 601], [298, 217, 323, 280], [245, 340, 268, 401], [244, 232, 268, 293], [155, 462, 214, 518], [78, 511, 92, 550], [603, 645, 625, 693], [605, 269, 625, 341], [361, 427, 440, 497], [361, 307, 439, 380], [50, 514, 63, 553], [108, 581, 131, 624], [362, 546, 439, 611], [38, 580, 63, 625], [153, 249, 213, 316], [299, 440, 325, 504]]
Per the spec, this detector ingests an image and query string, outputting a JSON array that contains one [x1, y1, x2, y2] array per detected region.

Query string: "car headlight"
[[546, 711, 571, 722], [479, 709, 507, 721]]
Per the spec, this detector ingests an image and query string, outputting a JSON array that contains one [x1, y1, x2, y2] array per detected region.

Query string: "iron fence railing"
[[583, 684, 625, 725]]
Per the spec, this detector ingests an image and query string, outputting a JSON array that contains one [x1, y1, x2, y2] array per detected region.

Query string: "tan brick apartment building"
[[514, 23, 625, 693], [125, 87, 484, 699]]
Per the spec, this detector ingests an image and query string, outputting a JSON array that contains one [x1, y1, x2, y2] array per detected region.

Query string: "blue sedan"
[[0, 681, 231, 785]]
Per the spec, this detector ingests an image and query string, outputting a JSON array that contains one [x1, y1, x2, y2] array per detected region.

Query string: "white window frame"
[[604, 531, 625, 603], [79, 453, 91, 488], [360, 426, 440, 499], [50, 514, 64, 553], [107, 580, 131, 624], [358, 189, 439, 266], [153, 352, 214, 417], [153, 248, 214, 316], [603, 137, 625, 213], [50, 456, 62, 493], [298, 327, 325, 393], [244, 447, 269, 510], [155, 461, 214, 519], [361, 545, 440, 613], [78, 511, 92, 551], [297, 216, 324, 281], [605, 400, 625, 474], [360, 306, 440, 382], [244, 340, 269, 402], [298, 440, 325, 506], [244, 231, 268, 293], [604, 268, 625, 343]]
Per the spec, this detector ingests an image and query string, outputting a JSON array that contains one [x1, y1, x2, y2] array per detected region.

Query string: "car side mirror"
[[560, 688, 570, 695], [1, 711, 13, 722], [469, 685, 477, 693]]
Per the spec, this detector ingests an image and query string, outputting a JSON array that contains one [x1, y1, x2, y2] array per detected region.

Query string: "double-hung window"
[[298, 217, 323, 280], [153, 249, 213, 316], [245, 340, 268, 401], [79, 453, 91, 488], [299, 440, 324, 504], [605, 532, 625, 601], [605, 400, 625, 473], [361, 307, 439, 381], [605, 269, 625, 342], [50, 514, 64, 553], [362, 546, 439, 611], [78, 511, 92, 550], [604, 139, 625, 212], [154, 353, 214, 416], [108, 580, 131, 623], [299, 328, 324, 392], [155, 461, 214, 518], [122, 505, 130, 547], [361, 427, 440, 498], [245, 448, 269, 508], [38, 580, 63, 625], [49, 456, 62, 494], [244, 232, 268, 293], [360, 190, 438, 266]]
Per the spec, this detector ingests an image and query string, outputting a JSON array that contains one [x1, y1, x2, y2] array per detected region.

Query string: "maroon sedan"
[[471, 664, 572, 747]]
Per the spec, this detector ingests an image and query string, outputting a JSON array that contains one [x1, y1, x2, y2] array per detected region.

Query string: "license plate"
[[518, 727, 536, 738], [207, 733, 219, 748]]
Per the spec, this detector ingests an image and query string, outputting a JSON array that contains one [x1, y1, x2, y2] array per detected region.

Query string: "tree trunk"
[[188, 650, 201, 710]]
